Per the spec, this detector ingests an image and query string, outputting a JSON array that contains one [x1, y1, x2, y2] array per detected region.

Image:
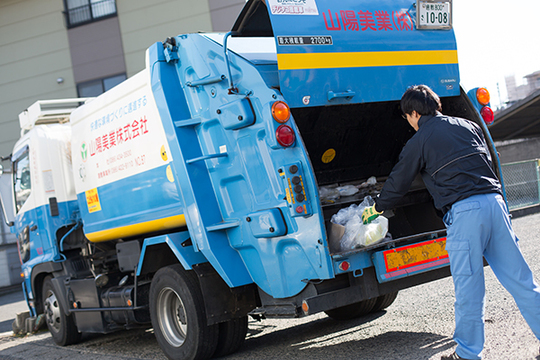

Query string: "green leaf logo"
[[81, 142, 88, 162]]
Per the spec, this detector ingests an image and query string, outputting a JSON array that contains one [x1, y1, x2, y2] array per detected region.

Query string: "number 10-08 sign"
[[417, 0, 452, 30]]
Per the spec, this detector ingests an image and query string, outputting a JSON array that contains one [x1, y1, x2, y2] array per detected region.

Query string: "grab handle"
[[327, 90, 356, 101]]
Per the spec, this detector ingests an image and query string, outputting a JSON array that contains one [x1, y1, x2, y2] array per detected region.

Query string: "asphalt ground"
[[1, 212, 539, 359]]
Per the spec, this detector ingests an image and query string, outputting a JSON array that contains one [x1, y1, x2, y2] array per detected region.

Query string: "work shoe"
[[441, 352, 471, 360]]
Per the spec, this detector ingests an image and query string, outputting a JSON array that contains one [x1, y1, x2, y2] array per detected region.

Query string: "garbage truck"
[[0, 0, 501, 359]]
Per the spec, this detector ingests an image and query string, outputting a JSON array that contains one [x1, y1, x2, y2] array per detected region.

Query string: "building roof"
[[489, 88, 540, 141]]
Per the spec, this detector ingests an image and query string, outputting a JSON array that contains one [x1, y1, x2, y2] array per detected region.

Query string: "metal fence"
[[501, 159, 540, 210]]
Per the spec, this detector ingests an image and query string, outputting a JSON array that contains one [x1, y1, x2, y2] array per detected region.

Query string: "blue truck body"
[[2, 1, 502, 359]]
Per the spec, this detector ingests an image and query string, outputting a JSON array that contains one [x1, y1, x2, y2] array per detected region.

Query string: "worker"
[[361, 85, 540, 360]]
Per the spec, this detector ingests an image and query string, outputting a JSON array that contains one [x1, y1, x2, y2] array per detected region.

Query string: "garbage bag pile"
[[319, 176, 382, 204], [330, 196, 389, 251]]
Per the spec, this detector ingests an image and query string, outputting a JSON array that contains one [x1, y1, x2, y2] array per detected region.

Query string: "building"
[[505, 70, 540, 104], [0, 0, 246, 289], [0, 0, 246, 157]]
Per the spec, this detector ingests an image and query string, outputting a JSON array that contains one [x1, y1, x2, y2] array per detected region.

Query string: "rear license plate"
[[417, 0, 452, 30], [373, 237, 449, 282]]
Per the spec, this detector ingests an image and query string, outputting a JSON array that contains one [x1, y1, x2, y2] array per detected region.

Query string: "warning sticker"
[[267, 0, 319, 15], [321, 149, 336, 163], [85, 188, 102, 213]]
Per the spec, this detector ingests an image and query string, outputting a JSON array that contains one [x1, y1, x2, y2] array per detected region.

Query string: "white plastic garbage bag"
[[336, 185, 359, 197], [331, 196, 388, 251], [357, 176, 377, 188]]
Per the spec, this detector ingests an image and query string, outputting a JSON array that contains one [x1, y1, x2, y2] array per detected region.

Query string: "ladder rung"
[[186, 74, 226, 87], [186, 152, 228, 164], [207, 221, 240, 232], [174, 118, 202, 128]]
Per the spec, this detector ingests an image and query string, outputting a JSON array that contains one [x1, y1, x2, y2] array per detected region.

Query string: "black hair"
[[400, 85, 442, 116]]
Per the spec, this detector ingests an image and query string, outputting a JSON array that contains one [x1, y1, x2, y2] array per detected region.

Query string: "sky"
[[453, 0, 540, 109]]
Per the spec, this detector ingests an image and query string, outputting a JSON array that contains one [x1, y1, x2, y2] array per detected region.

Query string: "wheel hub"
[[157, 287, 188, 347], [44, 290, 62, 333]]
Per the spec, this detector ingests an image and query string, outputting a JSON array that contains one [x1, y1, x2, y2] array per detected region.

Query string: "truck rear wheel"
[[371, 291, 399, 312], [324, 297, 377, 320], [150, 265, 218, 360], [42, 276, 81, 346], [213, 316, 248, 358]]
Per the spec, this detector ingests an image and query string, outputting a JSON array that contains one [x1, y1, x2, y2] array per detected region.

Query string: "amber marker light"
[[302, 300, 309, 314], [476, 87, 490, 106], [271, 101, 291, 123]]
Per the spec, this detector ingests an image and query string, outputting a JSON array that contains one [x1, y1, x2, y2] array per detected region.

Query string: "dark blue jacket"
[[375, 113, 502, 214]]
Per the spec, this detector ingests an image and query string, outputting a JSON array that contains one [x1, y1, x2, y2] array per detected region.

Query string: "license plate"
[[417, 0, 452, 30], [383, 237, 448, 272]]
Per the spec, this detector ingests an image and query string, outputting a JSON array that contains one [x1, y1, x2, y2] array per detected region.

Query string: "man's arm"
[[374, 136, 423, 212]]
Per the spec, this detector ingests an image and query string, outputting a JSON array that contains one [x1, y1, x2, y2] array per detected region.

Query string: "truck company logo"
[[81, 142, 88, 162], [323, 9, 413, 32], [88, 117, 149, 158]]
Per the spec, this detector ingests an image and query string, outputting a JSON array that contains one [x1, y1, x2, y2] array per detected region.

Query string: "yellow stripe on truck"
[[85, 214, 187, 243], [277, 50, 458, 70]]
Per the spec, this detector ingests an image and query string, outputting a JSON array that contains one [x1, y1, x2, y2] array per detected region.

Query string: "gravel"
[[1, 213, 539, 360]]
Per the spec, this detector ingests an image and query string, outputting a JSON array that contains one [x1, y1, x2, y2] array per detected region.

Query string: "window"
[[64, 0, 117, 28], [77, 73, 126, 97], [13, 149, 31, 213]]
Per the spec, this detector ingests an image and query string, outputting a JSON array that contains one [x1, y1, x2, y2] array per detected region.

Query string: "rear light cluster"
[[476, 87, 494, 125], [271, 101, 295, 147]]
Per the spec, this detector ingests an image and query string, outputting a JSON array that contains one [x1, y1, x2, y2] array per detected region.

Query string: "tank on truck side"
[[1, 0, 503, 359]]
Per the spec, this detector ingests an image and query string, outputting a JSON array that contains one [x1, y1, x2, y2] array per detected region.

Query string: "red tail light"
[[481, 106, 494, 125], [276, 125, 295, 147]]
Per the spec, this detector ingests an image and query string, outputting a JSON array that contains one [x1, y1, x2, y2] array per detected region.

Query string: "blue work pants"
[[443, 193, 540, 359]]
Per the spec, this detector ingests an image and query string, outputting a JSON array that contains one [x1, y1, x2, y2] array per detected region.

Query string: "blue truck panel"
[[267, 0, 460, 108], [149, 35, 335, 298]]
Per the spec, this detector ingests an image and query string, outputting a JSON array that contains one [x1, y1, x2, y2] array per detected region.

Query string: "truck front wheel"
[[150, 265, 218, 360], [42, 276, 81, 346]]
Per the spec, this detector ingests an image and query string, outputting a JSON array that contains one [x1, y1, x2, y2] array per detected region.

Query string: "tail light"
[[271, 101, 290, 123], [476, 87, 490, 106], [276, 125, 295, 147], [475, 87, 494, 125], [480, 106, 494, 125]]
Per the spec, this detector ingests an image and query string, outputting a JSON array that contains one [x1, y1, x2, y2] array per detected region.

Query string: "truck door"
[[12, 145, 42, 267]]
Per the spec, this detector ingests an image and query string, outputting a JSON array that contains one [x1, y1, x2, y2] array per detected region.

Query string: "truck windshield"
[[13, 150, 31, 212]]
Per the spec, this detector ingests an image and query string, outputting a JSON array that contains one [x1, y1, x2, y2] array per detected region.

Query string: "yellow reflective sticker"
[[277, 50, 459, 70], [85, 188, 102, 213], [161, 145, 168, 161], [166, 164, 174, 182], [322, 149, 336, 163]]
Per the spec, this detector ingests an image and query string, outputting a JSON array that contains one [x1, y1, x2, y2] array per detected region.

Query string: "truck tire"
[[213, 316, 248, 358], [42, 276, 81, 346], [150, 265, 218, 360], [324, 297, 377, 320], [371, 291, 399, 312]]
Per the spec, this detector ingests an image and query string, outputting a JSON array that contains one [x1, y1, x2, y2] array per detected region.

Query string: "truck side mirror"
[[0, 163, 15, 226]]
